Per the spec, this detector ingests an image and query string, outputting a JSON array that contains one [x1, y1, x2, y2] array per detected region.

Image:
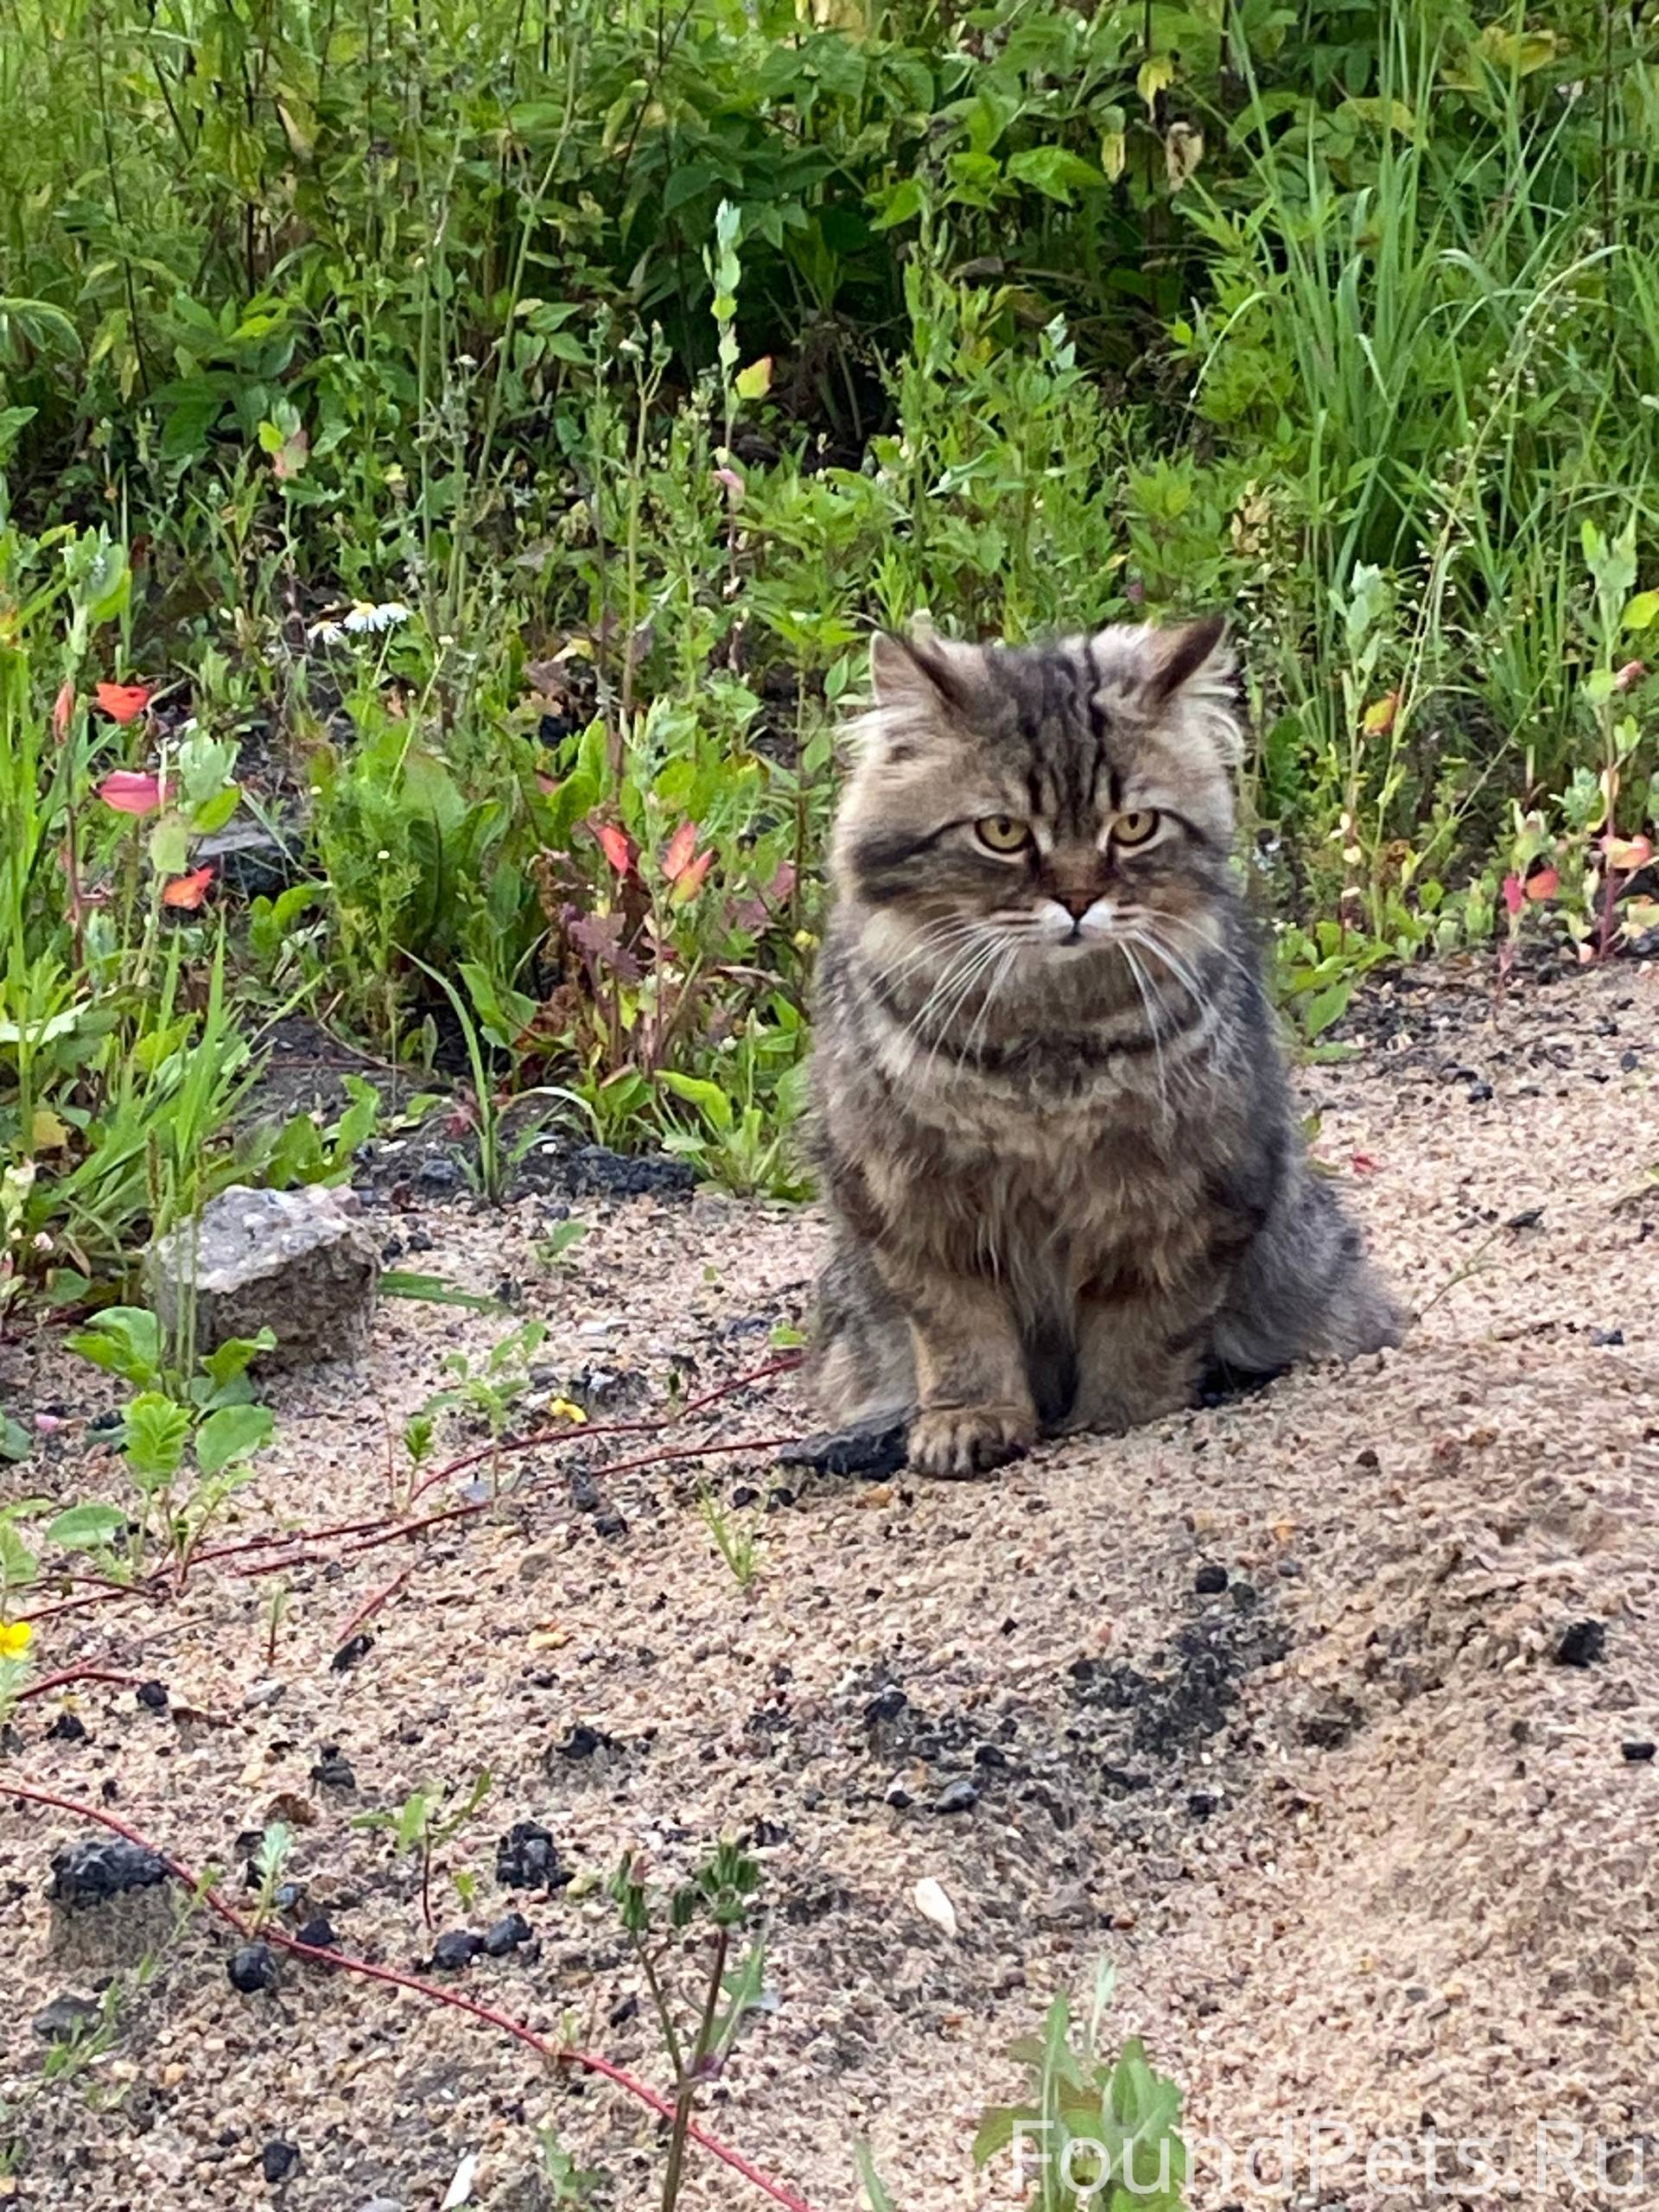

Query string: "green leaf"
[[195, 1402, 274, 1475], [381, 1270, 502, 1311], [1006, 146, 1106, 204], [0, 1414, 30, 1464], [870, 177, 924, 231], [0, 1520, 39, 1592], [47, 1503, 130, 1550], [69, 1306, 162, 1386], [658, 1071, 733, 1133], [1623, 590, 1659, 632], [853, 2140, 899, 2210], [120, 1393, 192, 1487], [734, 356, 772, 402], [1300, 981, 1351, 1039]]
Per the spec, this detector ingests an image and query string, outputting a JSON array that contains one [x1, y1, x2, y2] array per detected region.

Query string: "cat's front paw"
[[907, 1403, 1034, 1478]]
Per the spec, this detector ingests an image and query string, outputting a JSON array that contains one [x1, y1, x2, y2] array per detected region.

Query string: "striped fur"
[[808, 620, 1403, 1478]]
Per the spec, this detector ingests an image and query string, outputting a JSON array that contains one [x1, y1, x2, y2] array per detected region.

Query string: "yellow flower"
[[0, 1618, 32, 1659], [546, 1397, 588, 1425]]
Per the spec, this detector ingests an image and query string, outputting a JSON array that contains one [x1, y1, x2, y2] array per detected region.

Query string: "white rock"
[[912, 1877, 958, 1937]]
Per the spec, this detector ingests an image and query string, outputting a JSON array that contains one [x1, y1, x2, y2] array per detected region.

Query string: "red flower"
[[1501, 874, 1525, 918], [1614, 660, 1647, 693], [161, 864, 214, 910], [1525, 866, 1560, 903], [94, 683, 153, 725], [52, 681, 76, 741], [99, 770, 165, 816]]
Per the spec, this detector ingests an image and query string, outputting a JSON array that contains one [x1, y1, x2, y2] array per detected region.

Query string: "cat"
[[808, 617, 1403, 1478]]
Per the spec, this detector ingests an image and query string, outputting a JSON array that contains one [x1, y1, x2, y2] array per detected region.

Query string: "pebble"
[[912, 1878, 958, 1936], [261, 2140, 299, 2183], [33, 1993, 101, 2042], [136, 1680, 169, 1712], [51, 1836, 169, 1906], [1554, 1619, 1607, 1668], [933, 1777, 979, 1815], [431, 1930, 486, 1971], [482, 1912, 532, 1957], [495, 1821, 569, 1891], [228, 1943, 278, 1994], [311, 1753, 357, 1791], [1194, 1562, 1230, 1595], [296, 1916, 337, 1950], [1621, 1740, 1656, 1763]]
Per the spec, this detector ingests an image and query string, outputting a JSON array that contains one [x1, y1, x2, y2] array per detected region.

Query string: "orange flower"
[[161, 864, 214, 910], [94, 683, 153, 725]]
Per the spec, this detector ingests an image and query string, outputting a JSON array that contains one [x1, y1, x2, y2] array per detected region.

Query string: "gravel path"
[[3, 957, 1656, 2211]]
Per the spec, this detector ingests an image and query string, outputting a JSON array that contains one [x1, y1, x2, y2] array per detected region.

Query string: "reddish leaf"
[[567, 910, 643, 983], [671, 847, 715, 903], [592, 821, 636, 876], [161, 863, 214, 910], [1524, 865, 1560, 903], [1360, 690, 1399, 737], [94, 683, 153, 726], [99, 770, 165, 816], [1350, 1151, 1382, 1176], [767, 861, 798, 904], [1501, 874, 1525, 918], [661, 820, 700, 882], [52, 681, 76, 741], [1603, 831, 1654, 871]]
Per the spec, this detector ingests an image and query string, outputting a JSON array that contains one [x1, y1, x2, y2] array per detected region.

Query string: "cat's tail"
[[1211, 1170, 1404, 1375]]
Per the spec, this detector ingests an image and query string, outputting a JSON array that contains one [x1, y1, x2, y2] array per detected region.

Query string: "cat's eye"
[[975, 815, 1032, 855], [1112, 809, 1161, 849]]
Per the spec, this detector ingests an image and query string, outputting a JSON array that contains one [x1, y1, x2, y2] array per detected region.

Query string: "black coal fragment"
[[50, 1837, 170, 1909], [482, 1911, 532, 1957], [228, 1942, 278, 1994]]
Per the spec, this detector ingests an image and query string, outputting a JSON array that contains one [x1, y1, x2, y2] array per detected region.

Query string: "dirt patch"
[[3, 959, 1656, 2211]]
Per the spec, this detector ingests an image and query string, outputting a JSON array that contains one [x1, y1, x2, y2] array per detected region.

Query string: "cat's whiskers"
[[1116, 939, 1172, 1123]]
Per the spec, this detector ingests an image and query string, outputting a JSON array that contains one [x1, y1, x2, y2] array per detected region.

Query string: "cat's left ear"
[[1144, 613, 1230, 704]]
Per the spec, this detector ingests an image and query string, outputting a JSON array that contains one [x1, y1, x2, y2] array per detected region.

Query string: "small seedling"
[[262, 1577, 290, 1668], [696, 1486, 761, 1592], [533, 1217, 588, 1269], [610, 1840, 766, 2212], [64, 1308, 278, 1588], [248, 1821, 295, 1935], [422, 1320, 548, 1498], [536, 2129, 606, 2206], [353, 1771, 493, 1930], [971, 1963, 1189, 2210]]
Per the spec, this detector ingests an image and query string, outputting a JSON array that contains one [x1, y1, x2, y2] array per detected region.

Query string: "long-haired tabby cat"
[[810, 618, 1402, 1477]]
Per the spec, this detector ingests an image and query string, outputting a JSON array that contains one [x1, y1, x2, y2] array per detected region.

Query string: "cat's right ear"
[[869, 631, 976, 718]]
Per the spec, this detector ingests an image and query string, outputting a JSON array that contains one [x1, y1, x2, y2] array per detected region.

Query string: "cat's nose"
[[1053, 888, 1097, 919]]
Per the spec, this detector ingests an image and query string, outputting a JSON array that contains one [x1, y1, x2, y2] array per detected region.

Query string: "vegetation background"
[[3, 0, 1659, 1305]]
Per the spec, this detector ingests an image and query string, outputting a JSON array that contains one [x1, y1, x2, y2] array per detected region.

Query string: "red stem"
[[1, 1780, 819, 2212], [332, 1566, 411, 1652], [16, 1664, 146, 1704]]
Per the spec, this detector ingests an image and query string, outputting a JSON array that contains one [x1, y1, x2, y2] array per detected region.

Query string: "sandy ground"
[[2, 957, 1656, 2212]]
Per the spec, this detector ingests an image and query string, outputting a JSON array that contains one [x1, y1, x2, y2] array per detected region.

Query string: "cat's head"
[[831, 620, 1242, 963]]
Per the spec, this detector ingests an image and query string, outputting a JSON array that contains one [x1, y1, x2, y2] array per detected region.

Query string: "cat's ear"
[[1143, 613, 1230, 705], [869, 630, 978, 719]]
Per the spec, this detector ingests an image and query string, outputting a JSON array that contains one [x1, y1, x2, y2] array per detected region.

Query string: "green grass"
[[2, 0, 1658, 1296]]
